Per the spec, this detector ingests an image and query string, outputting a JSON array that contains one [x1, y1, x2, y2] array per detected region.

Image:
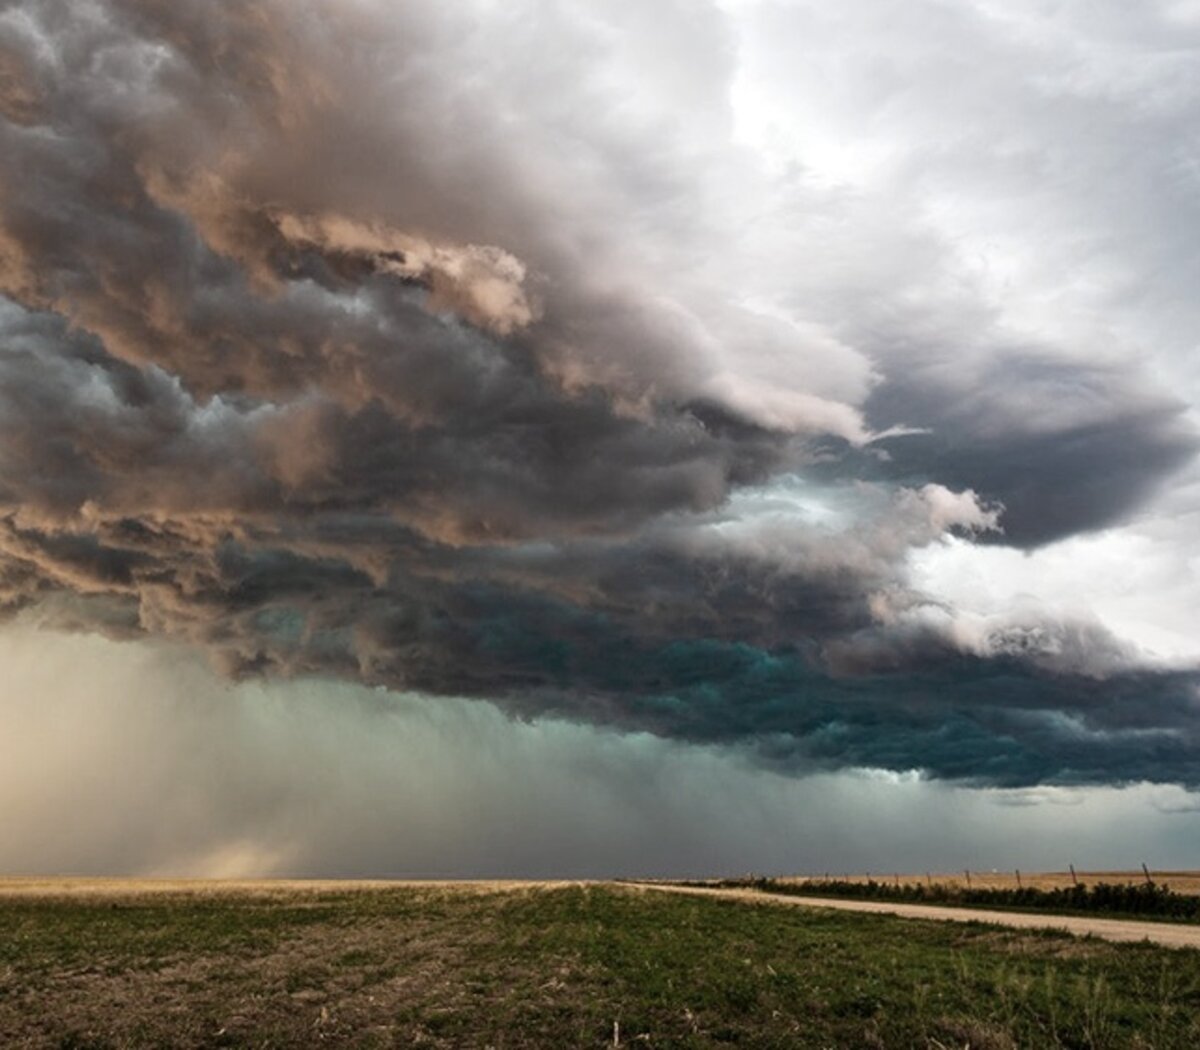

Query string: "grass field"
[[1, 880, 1198, 1048]]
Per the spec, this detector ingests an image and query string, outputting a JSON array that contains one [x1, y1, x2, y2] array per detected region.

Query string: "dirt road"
[[634, 883, 1200, 949]]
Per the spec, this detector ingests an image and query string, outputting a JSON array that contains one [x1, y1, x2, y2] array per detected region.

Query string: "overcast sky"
[[1, 0, 1198, 876]]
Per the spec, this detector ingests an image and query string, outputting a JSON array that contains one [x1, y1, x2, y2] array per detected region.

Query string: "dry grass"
[[0, 877, 577, 900], [7, 872, 1197, 900]]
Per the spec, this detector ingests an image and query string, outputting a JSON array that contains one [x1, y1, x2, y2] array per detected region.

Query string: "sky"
[[0, 0, 1199, 877]]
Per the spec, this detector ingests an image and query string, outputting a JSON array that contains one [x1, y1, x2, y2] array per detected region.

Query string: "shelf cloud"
[[1, 0, 1198, 796]]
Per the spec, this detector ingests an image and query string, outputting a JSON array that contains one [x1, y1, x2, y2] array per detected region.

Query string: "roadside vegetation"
[[688, 877, 1200, 924], [1, 882, 1198, 1048]]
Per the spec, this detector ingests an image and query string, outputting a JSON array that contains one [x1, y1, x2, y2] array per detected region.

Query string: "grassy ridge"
[[1, 884, 1198, 1047], [694, 877, 1200, 924]]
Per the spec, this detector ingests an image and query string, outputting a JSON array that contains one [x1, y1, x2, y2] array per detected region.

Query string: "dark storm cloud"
[[861, 350, 1197, 548], [0, 0, 1197, 788]]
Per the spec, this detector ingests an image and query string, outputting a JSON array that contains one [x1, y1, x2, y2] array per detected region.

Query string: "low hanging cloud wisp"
[[0, 0, 1197, 790]]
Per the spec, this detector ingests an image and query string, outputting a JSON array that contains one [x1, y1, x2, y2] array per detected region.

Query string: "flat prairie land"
[[0, 878, 561, 900], [774, 871, 1200, 893], [2, 879, 1199, 1049]]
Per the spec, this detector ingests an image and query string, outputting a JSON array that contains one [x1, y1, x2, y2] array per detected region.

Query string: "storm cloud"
[[1, 0, 1198, 791]]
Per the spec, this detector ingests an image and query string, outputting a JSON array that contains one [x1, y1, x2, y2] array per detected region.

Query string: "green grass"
[[1, 884, 1198, 1047]]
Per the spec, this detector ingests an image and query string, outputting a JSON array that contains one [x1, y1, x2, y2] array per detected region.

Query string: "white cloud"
[[910, 527, 1200, 664]]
